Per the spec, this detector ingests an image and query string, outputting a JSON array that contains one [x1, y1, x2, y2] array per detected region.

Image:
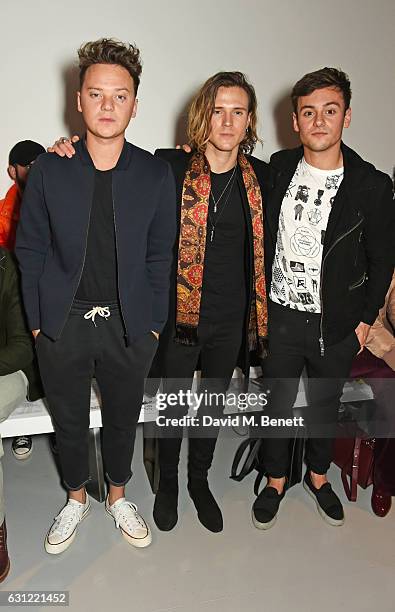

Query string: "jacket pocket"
[[349, 272, 366, 291]]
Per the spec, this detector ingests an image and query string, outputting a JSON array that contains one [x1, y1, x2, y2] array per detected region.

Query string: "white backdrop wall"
[[0, 0, 394, 194]]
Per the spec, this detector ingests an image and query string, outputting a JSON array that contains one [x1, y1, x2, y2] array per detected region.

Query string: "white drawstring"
[[84, 306, 111, 326]]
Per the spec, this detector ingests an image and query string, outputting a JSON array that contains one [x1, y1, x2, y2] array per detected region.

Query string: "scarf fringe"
[[248, 326, 258, 352], [174, 324, 199, 346], [258, 337, 269, 360], [248, 328, 268, 360]]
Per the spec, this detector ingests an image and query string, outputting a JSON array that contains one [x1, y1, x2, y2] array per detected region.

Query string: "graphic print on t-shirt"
[[290, 226, 320, 257], [308, 207, 322, 225], [270, 158, 344, 312]]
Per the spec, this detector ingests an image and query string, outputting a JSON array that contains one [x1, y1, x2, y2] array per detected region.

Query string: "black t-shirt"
[[75, 169, 118, 303], [199, 166, 248, 322]]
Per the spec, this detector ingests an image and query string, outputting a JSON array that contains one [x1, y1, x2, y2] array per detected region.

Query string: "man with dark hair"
[[252, 67, 394, 530], [0, 140, 45, 251], [290, 66, 352, 114], [0, 140, 45, 461], [16, 38, 176, 553]]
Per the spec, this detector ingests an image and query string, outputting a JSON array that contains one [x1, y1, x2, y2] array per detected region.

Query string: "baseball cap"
[[8, 140, 45, 166]]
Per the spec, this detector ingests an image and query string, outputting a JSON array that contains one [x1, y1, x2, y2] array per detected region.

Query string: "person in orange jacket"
[[0, 140, 45, 459], [0, 141, 45, 251]]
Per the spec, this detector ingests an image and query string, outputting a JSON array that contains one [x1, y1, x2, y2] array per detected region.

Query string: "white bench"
[[0, 376, 373, 500], [0, 381, 160, 438], [0, 381, 159, 502], [1, 370, 372, 438]]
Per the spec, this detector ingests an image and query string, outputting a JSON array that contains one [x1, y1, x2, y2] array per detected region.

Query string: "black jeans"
[[36, 303, 158, 490], [156, 318, 243, 479], [262, 300, 360, 477], [160, 318, 244, 427]]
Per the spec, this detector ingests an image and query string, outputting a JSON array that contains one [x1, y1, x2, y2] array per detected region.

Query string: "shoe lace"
[[52, 503, 82, 536], [112, 501, 145, 531], [14, 436, 30, 448]]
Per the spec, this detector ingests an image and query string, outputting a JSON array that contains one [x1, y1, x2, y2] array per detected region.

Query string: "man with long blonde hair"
[[152, 72, 269, 532]]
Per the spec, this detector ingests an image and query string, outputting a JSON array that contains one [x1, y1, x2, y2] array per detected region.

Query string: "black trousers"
[[262, 300, 360, 477], [157, 318, 243, 479], [36, 303, 157, 490], [161, 319, 243, 421]]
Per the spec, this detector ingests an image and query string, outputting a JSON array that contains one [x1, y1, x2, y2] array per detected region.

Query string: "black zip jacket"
[[15, 140, 176, 342], [265, 142, 394, 349]]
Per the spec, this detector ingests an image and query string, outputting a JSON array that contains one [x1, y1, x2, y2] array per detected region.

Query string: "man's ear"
[[292, 112, 300, 133], [77, 91, 82, 113], [7, 165, 16, 181], [132, 98, 138, 118], [343, 106, 352, 129]]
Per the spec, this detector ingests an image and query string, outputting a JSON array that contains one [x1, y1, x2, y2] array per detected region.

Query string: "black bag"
[[230, 427, 305, 494], [333, 405, 375, 502]]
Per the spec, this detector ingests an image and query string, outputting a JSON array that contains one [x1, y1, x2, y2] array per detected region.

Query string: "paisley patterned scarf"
[[175, 151, 267, 352]]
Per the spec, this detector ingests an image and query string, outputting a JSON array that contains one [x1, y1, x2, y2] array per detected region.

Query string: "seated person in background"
[[0, 140, 45, 460], [0, 247, 42, 581], [0, 140, 45, 251], [350, 270, 395, 517]]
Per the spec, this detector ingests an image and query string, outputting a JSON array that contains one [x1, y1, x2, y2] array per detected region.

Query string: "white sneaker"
[[105, 497, 152, 548], [45, 498, 90, 554]]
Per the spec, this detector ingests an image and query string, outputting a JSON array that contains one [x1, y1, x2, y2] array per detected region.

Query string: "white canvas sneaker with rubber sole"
[[45, 498, 90, 554], [105, 496, 152, 548]]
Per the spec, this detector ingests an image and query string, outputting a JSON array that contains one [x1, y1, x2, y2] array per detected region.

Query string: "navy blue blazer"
[[15, 139, 177, 342]]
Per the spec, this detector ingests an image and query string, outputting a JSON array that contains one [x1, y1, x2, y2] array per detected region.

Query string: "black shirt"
[[200, 166, 248, 322], [75, 169, 118, 303]]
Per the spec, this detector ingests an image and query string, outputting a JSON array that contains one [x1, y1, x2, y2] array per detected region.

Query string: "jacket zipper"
[[56, 194, 94, 340], [318, 216, 364, 356], [349, 272, 366, 291], [354, 230, 363, 266], [112, 182, 128, 342]]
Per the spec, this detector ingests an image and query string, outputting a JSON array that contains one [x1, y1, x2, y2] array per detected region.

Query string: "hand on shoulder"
[[47, 135, 79, 158]]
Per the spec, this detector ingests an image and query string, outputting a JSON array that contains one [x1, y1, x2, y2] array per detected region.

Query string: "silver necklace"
[[208, 173, 237, 242], [210, 165, 237, 213]]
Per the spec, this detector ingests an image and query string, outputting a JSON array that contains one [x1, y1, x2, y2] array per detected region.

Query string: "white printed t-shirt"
[[270, 157, 344, 313]]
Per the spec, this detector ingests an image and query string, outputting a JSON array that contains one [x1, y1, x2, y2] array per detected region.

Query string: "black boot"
[[187, 437, 223, 533], [153, 437, 182, 531]]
